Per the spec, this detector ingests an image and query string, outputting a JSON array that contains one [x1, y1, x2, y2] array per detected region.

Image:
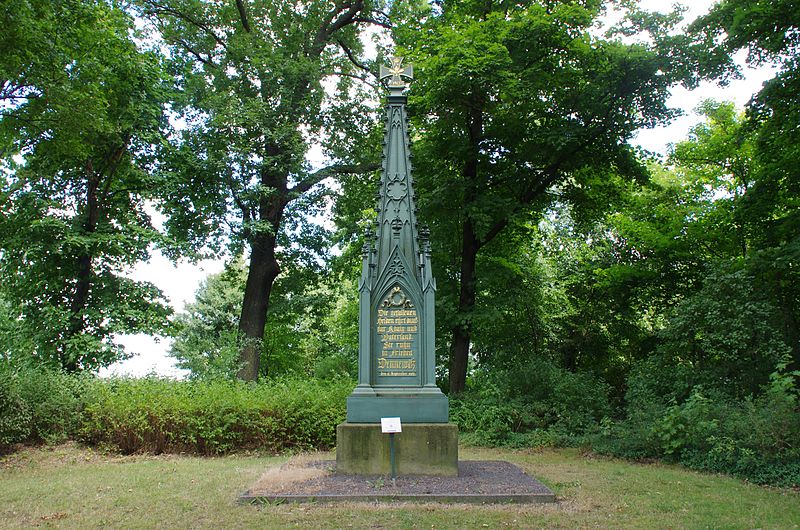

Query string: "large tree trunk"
[[236, 160, 287, 381], [65, 159, 102, 372], [449, 217, 480, 394], [448, 105, 483, 394], [237, 231, 281, 381]]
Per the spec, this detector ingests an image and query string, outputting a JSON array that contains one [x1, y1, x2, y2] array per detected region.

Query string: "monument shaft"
[[345, 59, 448, 423]]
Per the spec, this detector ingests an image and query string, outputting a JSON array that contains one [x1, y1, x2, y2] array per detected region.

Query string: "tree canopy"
[[383, 0, 713, 392], [0, 0, 172, 370], [135, 0, 387, 380]]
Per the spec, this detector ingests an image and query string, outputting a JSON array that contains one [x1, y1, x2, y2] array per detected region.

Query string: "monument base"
[[346, 392, 449, 423], [336, 422, 458, 476]]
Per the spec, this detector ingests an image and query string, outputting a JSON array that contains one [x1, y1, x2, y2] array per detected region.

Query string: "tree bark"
[[449, 217, 480, 394], [449, 105, 483, 394], [235, 149, 287, 380], [236, 230, 281, 380], [64, 159, 102, 372]]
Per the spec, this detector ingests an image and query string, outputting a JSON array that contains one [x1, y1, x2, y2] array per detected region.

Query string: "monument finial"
[[379, 57, 413, 92]]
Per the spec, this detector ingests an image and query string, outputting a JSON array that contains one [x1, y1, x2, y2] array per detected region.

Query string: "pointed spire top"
[[379, 57, 413, 95]]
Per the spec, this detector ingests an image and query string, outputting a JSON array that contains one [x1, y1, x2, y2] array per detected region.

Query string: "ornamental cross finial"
[[379, 57, 413, 89]]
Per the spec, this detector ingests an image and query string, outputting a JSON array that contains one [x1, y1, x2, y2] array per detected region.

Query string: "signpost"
[[380, 417, 402, 482]]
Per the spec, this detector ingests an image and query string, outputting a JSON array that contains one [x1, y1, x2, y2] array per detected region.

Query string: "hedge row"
[[0, 365, 351, 455]]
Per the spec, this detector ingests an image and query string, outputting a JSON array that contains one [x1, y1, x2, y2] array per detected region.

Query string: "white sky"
[[100, 0, 774, 378]]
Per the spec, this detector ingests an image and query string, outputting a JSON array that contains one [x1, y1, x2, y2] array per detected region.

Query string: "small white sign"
[[381, 417, 402, 433]]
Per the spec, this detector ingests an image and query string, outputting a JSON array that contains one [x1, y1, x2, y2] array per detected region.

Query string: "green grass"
[[1, 444, 798, 529]]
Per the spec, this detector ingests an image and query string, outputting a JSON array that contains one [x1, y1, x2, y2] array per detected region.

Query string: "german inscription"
[[376, 286, 418, 378]]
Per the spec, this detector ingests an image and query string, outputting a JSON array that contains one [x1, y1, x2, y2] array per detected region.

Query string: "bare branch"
[[353, 15, 392, 29], [289, 161, 379, 197], [174, 37, 215, 67], [323, 70, 380, 91], [336, 38, 372, 74], [312, 1, 365, 56], [140, 0, 227, 48]]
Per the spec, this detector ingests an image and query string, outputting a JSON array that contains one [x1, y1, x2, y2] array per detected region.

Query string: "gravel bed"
[[242, 460, 555, 503]]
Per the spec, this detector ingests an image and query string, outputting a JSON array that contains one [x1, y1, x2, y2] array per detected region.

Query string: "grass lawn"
[[1, 443, 797, 529]]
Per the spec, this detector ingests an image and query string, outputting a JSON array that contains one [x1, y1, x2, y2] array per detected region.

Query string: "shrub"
[[78, 377, 353, 455], [16, 367, 91, 444], [0, 362, 93, 450], [592, 356, 800, 487], [451, 358, 611, 447], [0, 369, 32, 453]]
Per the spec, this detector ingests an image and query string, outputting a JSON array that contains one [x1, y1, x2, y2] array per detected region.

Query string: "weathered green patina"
[[345, 58, 450, 424]]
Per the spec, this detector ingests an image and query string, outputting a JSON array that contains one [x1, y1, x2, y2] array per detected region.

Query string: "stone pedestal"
[[336, 423, 458, 476]]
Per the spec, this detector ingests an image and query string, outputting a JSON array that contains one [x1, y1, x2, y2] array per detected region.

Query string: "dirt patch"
[[251, 454, 332, 493], [0, 442, 186, 472]]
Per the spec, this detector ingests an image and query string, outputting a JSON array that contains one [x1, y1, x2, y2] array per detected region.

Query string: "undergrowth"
[[0, 362, 351, 455]]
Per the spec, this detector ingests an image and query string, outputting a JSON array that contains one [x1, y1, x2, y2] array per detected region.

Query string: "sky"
[[99, 0, 776, 378]]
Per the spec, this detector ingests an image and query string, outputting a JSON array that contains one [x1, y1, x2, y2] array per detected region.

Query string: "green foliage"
[[692, 2, 800, 370], [380, 0, 706, 392], [138, 0, 386, 379], [1, 364, 353, 456], [0, 362, 94, 451], [658, 262, 791, 396], [451, 358, 610, 448], [170, 261, 247, 380], [12, 366, 91, 445], [0, 0, 173, 370], [693, 0, 799, 66], [170, 256, 358, 381], [0, 371, 32, 453], [78, 377, 352, 455], [593, 357, 800, 487]]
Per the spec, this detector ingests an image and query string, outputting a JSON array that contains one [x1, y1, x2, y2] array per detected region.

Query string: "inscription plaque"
[[376, 286, 419, 381]]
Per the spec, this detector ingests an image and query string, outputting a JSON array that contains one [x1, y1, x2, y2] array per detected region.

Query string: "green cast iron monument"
[[336, 58, 458, 476]]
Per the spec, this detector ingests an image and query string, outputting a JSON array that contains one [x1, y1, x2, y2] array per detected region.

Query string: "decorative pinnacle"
[[420, 225, 432, 256], [379, 57, 413, 91]]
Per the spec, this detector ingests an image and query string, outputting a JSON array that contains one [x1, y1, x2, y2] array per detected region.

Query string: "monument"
[[336, 58, 458, 476]]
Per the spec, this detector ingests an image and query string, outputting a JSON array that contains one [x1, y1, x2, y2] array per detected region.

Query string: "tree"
[[564, 101, 792, 399], [170, 255, 360, 380], [0, 0, 172, 371], [390, 0, 710, 393], [693, 2, 800, 366], [170, 261, 247, 379], [138, 0, 386, 380]]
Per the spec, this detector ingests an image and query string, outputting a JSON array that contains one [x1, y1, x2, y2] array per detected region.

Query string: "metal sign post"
[[380, 417, 402, 483]]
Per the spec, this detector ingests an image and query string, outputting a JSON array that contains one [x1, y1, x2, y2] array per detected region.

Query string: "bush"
[[451, 358, 611, 447], [16, 367, 92, 444], [0, 362, 92, 451], [0, 369, 32, 453], [1, 363, 354, 456], [78, 377, 353, 455], [592, 357, 800, 487]]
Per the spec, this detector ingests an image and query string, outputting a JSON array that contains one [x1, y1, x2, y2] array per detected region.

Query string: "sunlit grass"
[[1, 444, 797, 529]]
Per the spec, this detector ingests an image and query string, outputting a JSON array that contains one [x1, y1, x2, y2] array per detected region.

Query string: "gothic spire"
[[374, 57, 421, 278]]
